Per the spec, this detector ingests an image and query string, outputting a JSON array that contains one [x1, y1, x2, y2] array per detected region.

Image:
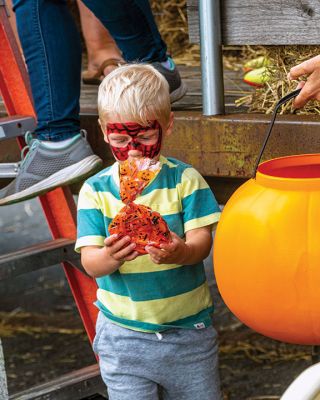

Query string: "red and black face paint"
[[106, 120, 162, 161]]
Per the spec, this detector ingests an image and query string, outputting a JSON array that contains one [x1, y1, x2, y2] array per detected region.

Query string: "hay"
[[151, 0, 190, 58], [0, 311, 85, 337], [236, 45, 320, 114]]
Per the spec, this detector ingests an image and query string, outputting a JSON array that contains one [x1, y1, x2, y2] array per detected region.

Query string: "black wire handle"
[[253, 88, 302, 177]]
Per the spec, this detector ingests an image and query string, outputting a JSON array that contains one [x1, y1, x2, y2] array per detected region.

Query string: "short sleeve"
[[75, 182, 106, 252], [179, 167, 221, 232]]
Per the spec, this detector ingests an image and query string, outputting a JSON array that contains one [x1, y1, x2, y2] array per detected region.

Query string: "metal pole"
[[199, 0, 225, 115]]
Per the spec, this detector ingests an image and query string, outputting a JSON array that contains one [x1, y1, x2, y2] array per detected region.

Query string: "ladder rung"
[[9, 363, 106, 400], [0, 116, 36, 141], [0, 162, 19, 178], [0, 238, 81, 280]]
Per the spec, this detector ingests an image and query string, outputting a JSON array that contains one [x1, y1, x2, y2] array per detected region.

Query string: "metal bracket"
[[0, 116, 36, 141]]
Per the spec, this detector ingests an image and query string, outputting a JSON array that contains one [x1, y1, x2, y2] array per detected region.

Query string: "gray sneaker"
[[152, 57, 187, 103], [0, 131, 103, 206]]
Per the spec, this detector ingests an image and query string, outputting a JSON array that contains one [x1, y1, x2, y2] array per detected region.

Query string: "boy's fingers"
[[113, 242, 137, 261], [123, 251, 139, 261], [104, 234, 118, 246]]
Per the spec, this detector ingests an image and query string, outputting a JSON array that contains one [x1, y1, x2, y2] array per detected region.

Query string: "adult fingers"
[[292, 67, 320, 108], [288, 55, 320, 80], [292, 81, 307, 108]]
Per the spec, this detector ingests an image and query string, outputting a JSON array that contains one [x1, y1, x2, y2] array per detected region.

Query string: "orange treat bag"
[[109, 158, 171, 254]]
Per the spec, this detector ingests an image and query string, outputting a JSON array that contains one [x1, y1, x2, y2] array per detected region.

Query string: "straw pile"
[[150, 0, 201, 66], [235, 45, 320, 115]]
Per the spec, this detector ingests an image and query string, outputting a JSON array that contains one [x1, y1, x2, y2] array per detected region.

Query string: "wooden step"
[[10, 364, 106, 400], [0, 239, 81, 281]]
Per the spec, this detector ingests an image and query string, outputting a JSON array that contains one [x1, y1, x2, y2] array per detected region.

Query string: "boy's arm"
[[146, 225, 213, 265], [81, 234, 138, 277]]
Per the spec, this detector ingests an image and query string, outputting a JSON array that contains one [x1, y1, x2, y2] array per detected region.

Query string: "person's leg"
[[160, 326, 222, 400], [13, 0, 81, 141], [77, 0, 125, 83], [82, 0, 187, 101], [82, 0, 167, 63], [0, 0, 102, 206], [93, 313, 159, 400]]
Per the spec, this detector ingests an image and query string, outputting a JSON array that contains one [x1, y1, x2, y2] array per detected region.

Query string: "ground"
[[0, 199, 315, 399]]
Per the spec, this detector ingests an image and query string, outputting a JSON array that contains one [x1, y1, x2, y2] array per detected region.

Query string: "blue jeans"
[[12, 0, 167, 141]]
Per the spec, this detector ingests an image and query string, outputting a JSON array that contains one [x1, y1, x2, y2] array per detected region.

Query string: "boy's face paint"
[[106, 120, 162, 161]]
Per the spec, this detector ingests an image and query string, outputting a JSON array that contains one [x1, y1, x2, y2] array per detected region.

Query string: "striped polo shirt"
[[75, 155, 221, 332]]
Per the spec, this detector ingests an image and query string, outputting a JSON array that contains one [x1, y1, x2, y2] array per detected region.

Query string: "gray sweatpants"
[[93, 311, 222, 400]]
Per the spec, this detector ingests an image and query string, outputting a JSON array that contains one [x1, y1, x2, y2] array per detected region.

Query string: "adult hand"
[[288, 55, 320, 108], [145, 231, 188, 265]]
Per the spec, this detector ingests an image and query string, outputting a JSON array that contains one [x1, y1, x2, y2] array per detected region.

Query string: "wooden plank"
[[10, 364, 106, 400], [187, 0, 320, 44]]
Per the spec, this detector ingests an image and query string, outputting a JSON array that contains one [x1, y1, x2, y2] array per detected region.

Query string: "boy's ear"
[[99, 118, 109, 143], [164, 112, 174, 137]]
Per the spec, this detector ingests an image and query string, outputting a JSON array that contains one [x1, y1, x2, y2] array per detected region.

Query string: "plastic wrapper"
[[109, 158, 171, 254]]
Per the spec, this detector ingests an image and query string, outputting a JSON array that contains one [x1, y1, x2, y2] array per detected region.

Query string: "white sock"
[[41, 137, 75, 149]]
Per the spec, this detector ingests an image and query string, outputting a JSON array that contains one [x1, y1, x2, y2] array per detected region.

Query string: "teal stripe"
[[87, 172, 121, 200], [182, 188, 220, 223], [163, 214, 184, 237], [96, 300, 214, 332], [96, 263, 206, 301], [77, 209, 111, 237], [143, 162, 185, 194], [77, 209, 105, 237]]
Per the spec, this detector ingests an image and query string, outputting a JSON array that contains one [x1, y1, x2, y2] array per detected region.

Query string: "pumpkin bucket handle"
[[253, 88, 302, 178]]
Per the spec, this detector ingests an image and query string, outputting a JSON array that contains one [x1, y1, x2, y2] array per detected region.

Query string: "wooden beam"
[[187, 0, 320, 44], [2, 112, 320, 182]]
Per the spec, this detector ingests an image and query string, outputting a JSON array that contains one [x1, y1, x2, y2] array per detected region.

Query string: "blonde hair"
[[98, 64, 171, 130]]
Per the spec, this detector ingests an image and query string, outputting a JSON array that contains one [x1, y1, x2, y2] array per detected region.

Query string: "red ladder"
[[0, 2, 98, 345]]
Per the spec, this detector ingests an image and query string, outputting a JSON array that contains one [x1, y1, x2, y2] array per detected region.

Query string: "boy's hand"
[[104, 234, 139, 264], [145, 232, 189, 265], [287, 55, 320, 108]]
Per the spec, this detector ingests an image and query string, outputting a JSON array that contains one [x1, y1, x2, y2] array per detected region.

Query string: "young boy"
[[75, 64, 222, 400]]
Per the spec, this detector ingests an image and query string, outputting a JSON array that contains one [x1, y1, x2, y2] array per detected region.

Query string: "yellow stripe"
[[135, 189, 181, 214], [184, 213, 221, 232], [179, 168, 210, 198], [75, 235, 105, 252], [97, 282, 212, 324], [120, 255, 182, 273], [78, 187, 123, 217]]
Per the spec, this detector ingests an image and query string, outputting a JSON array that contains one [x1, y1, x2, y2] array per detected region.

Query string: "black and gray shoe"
[[0, 131, 103, 206], [152, 57, 187, 103]]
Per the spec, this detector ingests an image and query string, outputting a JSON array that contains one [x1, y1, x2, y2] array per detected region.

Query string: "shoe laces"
[[19, 131, 40, 170]]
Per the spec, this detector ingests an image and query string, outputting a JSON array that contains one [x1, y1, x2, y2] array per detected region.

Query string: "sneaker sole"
[[170, 81, 188, 103], [0, 155, 103, 206]]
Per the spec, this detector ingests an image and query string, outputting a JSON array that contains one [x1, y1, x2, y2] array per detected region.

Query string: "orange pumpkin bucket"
[[214, 89, 320, 345]]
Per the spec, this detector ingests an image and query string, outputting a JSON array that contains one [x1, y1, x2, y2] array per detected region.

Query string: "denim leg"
[[13, 0, 82, 141], [82, 0, 167, 63]]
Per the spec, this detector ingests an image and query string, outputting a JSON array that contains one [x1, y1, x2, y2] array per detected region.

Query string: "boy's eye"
[[139, 134, 158, 142]]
